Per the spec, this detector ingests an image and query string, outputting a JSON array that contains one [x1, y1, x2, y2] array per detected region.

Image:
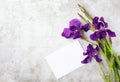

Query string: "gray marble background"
[[0, 0, 120, 82]]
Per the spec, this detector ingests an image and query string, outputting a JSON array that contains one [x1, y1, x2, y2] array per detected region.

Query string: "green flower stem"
[[105, 39, 120, 74], [104, 42, 114, 82], [113, 53, 120, 81], [89, 23, 95, 31], [100, 40, 114, 82], [100, 50, 113, 82], [100, 40, 110, 64], [77, 13, 88, 23], [109, 56, 114, 82], [83, 39, 97, 45], [103, 48, 113, 82], [98, 63, 109, 82], [114, 54, 120, 69], [103, 39, 120, 82], [105, 38, 120, 72], [78, 4, 93, 22], [107, 50, 120, 82], [113, 65, 120, 82], [105, 38, 112, 48]]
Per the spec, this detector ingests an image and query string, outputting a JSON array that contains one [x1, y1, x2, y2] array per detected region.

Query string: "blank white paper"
[[45, 41, 85, 79]]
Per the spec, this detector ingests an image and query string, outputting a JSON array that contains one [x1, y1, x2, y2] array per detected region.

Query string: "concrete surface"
[[0, 0, 120, 82]]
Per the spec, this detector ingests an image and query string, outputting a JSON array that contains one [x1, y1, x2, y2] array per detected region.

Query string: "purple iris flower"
[[92, 16, 108, 30], [61, 28, 73, 38], [90, 29, 116, 41], [81, 23, 90, 32], [81, 44, 102, 64], [73, 31, 82, 39], [92, 17, 99, 28], [62, 18, 90, 39], [90, 31, 99, 41], [100, 17, 108, 27], [91, 17, 116, 41], [90, 30, 107, 41], [69, 19, 81, 31]]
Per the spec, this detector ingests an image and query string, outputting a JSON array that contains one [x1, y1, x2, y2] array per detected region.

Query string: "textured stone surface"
[[0, 0, 120, 82]]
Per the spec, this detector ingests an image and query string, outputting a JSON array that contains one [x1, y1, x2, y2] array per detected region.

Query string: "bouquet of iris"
[[61, 4, 120, 82]]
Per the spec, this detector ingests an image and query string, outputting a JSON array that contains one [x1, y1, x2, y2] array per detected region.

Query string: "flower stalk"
[[78, 4, 93, 21]]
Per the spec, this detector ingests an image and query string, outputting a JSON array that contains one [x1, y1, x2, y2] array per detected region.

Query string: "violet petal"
[[98, 30, 107, 39], [73, 31, 82, 39], [100, 17, 108, 28], [69, 19, 81, 31], [61, 28, 73, 38], [94, 55, 102, 62], [81, 23, 90, 32], [106, 29, 116, 37], [81, 56, 92, 64], [90, 32, 98, 41]]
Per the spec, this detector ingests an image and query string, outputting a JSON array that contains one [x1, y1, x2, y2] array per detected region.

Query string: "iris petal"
[[81, 23, 90, 32], [106, 29, 116, 37], [73, 31, 82, 39], [90, 32, 98, 41], [94, 55, 102, 62], [99, 30, 107, 39], [100, 17, 108, 27], [69, 19, 81, 31], [93, 16, 99, 24], [61, 28, 73, 38], [81, 56, 92, 64]]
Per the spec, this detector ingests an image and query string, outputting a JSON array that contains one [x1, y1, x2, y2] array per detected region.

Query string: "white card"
[[45, 41, 85, 79]]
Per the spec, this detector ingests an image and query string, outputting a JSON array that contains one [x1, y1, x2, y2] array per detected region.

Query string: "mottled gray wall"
[[0, 0, 120, 82]]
